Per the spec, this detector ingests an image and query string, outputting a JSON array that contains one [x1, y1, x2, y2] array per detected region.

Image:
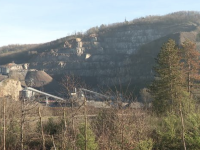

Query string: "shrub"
[[76, 123, 98, 150], [37, 117, 64, 135], [153, 112, 200, 149], [135, 139, 153, 150]]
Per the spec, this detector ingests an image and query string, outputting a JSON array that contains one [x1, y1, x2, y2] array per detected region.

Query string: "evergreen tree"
[[76, 123, 98, 150], [149, 39, 186, 114], [181, 40, 200, 97]]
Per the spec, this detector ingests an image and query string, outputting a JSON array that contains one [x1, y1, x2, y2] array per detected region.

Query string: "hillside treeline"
[[1, 11, 200, 56], [86, 11, 200, 35], [0, 44, 38, 54]]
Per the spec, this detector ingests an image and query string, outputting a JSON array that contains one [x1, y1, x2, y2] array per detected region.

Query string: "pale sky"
[[0, 0, 200, 47]]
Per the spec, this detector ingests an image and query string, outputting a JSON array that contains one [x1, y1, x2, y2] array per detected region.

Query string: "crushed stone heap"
[[25, 70, 53, 87]]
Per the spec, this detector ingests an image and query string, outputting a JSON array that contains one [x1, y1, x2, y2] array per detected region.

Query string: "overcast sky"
[[0, 0, 200, 47]]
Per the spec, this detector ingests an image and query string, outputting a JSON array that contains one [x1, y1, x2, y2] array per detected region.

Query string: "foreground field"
[[1, 99, 200, 150]]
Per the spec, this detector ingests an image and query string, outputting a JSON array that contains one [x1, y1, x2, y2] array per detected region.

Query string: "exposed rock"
[[0, 75, 7, 81], [1, 11, 200, 93], [0, 78, 22, 100], [28, 23, 198, 89], [9, 70, 28, 86]]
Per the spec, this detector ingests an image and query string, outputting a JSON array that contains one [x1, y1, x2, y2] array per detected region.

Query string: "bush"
[[185, 113, 200, 149], [76, 123, 98, 150], [153, 112, 200, 149], [37, 117, 64, 135], [0, 119, 20, 149], [135, 139, 153, 150]]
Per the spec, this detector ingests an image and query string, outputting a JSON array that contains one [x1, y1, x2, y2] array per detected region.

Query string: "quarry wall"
[[28, 23, 198, 86]]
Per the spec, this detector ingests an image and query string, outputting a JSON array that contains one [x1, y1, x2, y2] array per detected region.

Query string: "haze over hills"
[[1, 11, 200, 94]]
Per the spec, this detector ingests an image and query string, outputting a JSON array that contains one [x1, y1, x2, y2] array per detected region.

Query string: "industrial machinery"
[[21, 86, 65, 105]]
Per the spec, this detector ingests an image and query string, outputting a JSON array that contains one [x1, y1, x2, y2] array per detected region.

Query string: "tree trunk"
[[3, 98, 6, 150], [180, 103, 187, 150], [20, 99, 25, 150], [188, 64, 191, 96], [38, 107, 46, 150], [62, 108, 67, 149], [84, 96, 87, 150], [51, 135, 56, 150]]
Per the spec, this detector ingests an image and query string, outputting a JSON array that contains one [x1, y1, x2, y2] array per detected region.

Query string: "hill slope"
[[1, 11, 200, 93]]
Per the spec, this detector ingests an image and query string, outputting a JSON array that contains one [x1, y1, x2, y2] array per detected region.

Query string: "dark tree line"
[[149, 39, 200, 114]]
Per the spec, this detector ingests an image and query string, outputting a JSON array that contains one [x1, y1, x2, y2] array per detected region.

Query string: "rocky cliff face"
[[28, 21, 199, 87], [0, 79, 22, 100], [99, 23, 197, 54], [1, 11, 200, 92]]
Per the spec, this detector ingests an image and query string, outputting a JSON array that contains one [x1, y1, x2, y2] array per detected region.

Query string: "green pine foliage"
[[76, 123, 98, 150], [184, 113, 200, 149], [149, 39, 186, 114], [153, 114, 182, 149], [149, 39, 200, 149], [153, 112, 200, 150], [134, 139, 153, 150]]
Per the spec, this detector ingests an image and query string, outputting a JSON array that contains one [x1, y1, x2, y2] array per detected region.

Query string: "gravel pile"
[[25, 70, 53, 87]]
